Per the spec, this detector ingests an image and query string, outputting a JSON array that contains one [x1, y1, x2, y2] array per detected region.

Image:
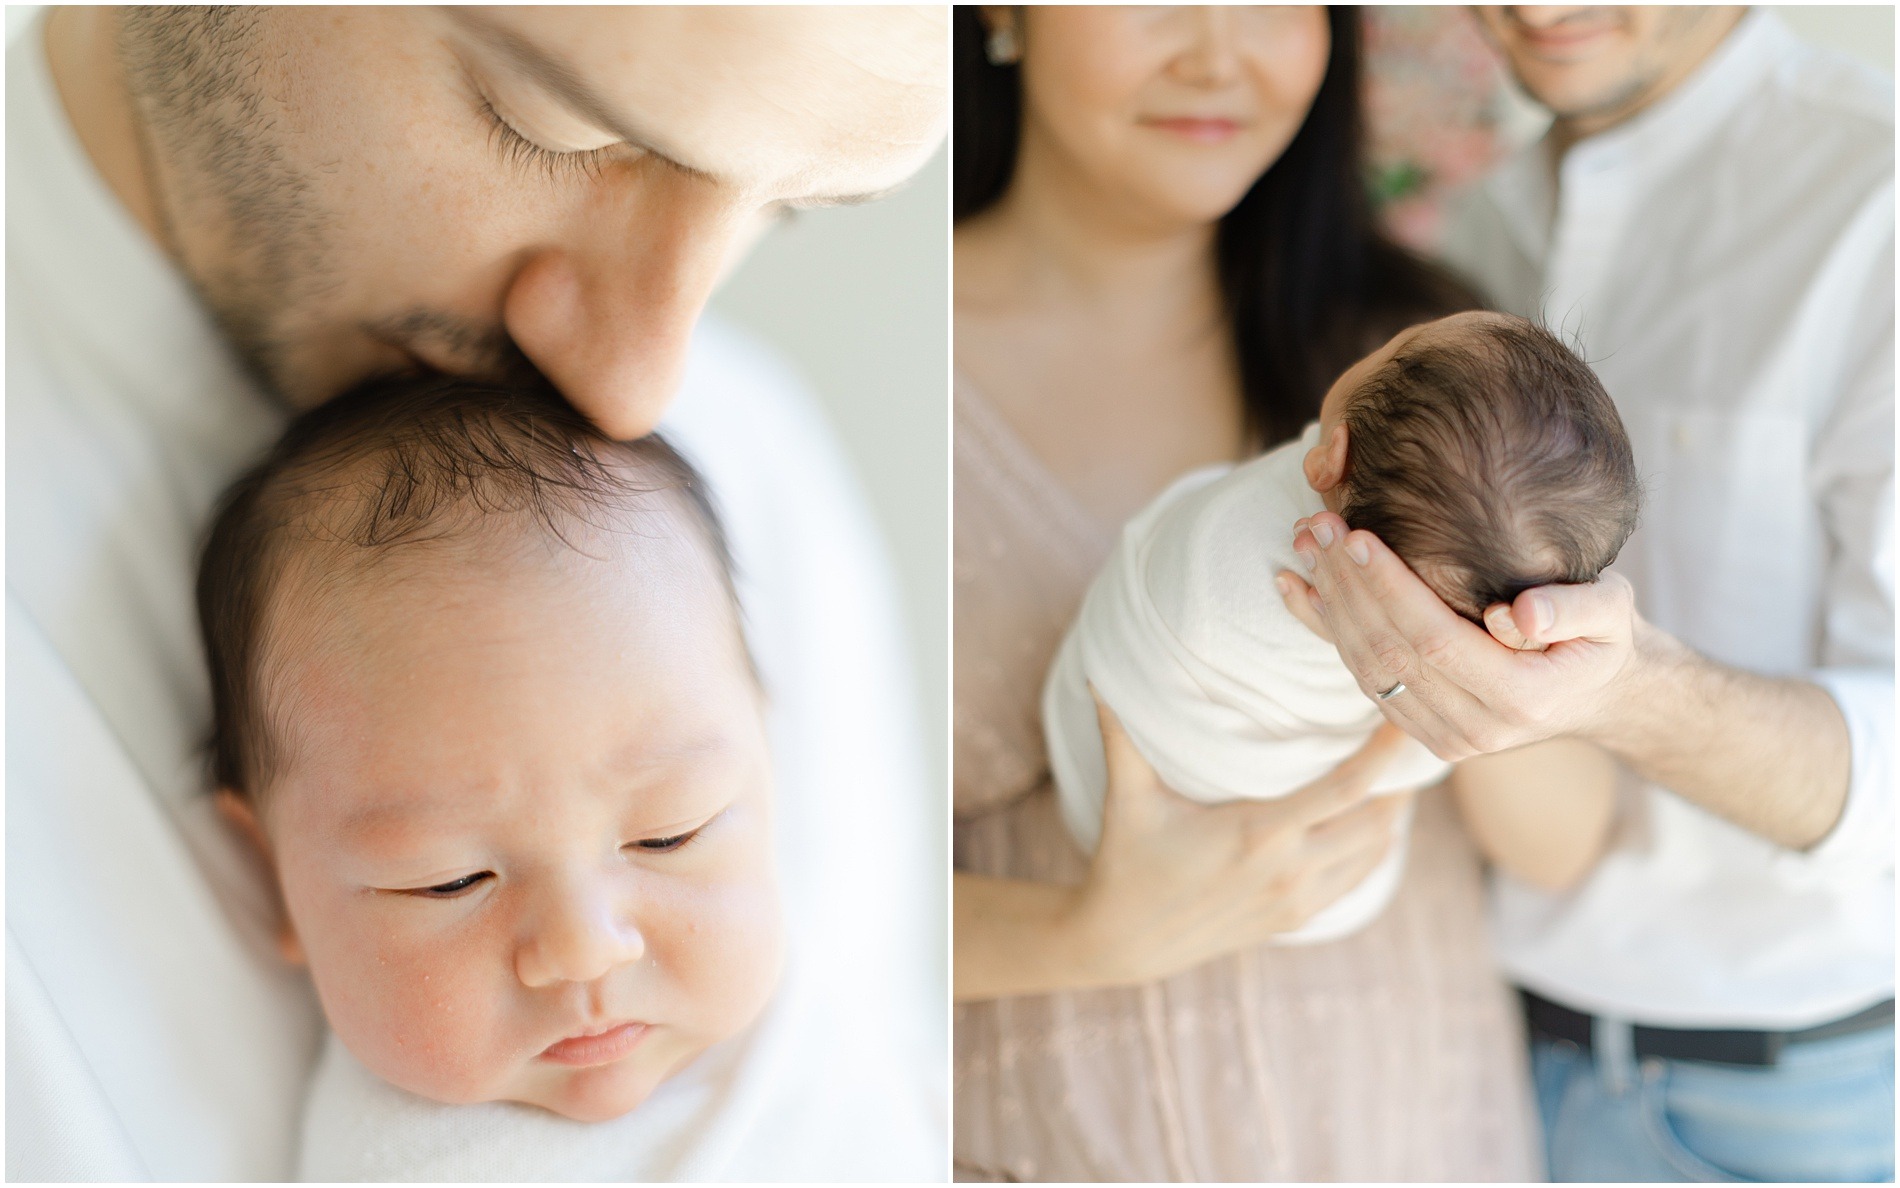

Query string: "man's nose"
[[515, 878, 647, 989], [503, 173, 752, 441]]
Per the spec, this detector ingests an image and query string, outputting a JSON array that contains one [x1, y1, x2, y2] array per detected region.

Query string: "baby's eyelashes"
[[414, 871, 494, 898], [625, 831, 696, 853]]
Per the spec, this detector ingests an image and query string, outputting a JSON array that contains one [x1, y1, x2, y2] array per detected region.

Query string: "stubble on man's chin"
[[1547, 69, 1662, 131], [120, 7, 338, 408]]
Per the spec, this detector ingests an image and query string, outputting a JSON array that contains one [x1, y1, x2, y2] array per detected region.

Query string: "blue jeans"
[[1531, 1020, 1894, 1181]]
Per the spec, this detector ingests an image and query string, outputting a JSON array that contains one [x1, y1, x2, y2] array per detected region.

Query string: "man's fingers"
[[1483, 603, 1542, 651], [1512, 573, 1635, 647], [1298, 515, 1456, 692], [1276, 570, 1334, 643]]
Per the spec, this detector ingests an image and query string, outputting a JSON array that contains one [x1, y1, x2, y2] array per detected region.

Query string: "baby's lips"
[[538, 1020, 651, 1067]]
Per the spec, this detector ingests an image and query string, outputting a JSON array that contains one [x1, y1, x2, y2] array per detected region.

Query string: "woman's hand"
[[1064, 696, 1411, 988]]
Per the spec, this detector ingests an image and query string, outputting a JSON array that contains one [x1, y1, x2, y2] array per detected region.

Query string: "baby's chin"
[[350, 1027, 697, 1123], [504, 1030, 718, 1123], [520, 1066, 667, 1124]]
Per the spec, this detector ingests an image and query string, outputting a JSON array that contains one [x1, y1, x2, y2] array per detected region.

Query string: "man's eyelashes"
[[476, 95, 616, 182]]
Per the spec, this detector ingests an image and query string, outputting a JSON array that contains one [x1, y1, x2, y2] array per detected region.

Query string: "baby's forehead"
[[264, 495, 743, 685], [255, 529, 764, 832]]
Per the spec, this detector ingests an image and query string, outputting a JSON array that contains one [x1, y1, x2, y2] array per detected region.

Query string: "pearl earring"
[[985, 25, 1021, 67]]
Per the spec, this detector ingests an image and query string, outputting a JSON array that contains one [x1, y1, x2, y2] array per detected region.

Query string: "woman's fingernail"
[[1297, 547, 1317, 572], [1346, 537, 1370, 566], [1312, 522, 1337, 548], [1274, 575, 1292, 599]]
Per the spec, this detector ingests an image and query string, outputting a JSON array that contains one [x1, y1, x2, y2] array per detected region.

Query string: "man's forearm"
[[1592, 621, 1852, 850]]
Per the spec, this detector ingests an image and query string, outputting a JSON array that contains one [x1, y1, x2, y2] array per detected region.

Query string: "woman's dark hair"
[[955, 6, 1479, 448]]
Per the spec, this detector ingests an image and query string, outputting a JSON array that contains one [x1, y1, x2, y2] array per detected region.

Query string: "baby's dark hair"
[[1337, 314, 1640, 621], [197, 372, 744, 802]]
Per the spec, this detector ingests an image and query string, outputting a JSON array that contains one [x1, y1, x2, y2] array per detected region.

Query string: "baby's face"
[[253, 526, 782, 1122]]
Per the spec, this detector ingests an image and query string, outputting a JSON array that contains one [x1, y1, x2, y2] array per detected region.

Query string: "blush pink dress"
[[953, 378, 1542, 1182]]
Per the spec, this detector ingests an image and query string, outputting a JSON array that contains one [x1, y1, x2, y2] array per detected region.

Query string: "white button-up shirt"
[[1443, 11, 1893, 1029], [6, 16, 942, 1179]]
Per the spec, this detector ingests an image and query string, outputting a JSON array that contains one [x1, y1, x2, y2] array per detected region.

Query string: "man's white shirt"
[[1444, 10, 1893, 1029], [6, 15, 943, 1180]]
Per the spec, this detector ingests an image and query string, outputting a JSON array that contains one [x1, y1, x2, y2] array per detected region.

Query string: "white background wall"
[[711, 147, 949, 823], [1771, 5, 1895, 73], [709, 147, 950, 986]]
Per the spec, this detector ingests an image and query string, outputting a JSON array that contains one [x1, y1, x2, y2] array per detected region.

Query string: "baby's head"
[[199, 375, 783, 1123], [1304, 311, 1640, 620]]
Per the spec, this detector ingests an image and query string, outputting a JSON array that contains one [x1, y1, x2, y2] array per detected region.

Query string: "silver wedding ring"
[[1377, 680, 1408, 701]]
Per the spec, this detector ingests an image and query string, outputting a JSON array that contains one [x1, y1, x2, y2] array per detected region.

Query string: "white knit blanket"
[[1044, 423, 1450, 944]]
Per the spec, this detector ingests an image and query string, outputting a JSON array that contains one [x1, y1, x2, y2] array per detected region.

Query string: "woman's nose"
[[515, 880, 647, 989], [1173, 7, 1242, 87], [502, 172, 754, 441]]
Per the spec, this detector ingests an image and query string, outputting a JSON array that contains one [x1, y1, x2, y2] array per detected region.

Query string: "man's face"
[[1470, 7, 1743, 137], [120, 6, 948, 438]]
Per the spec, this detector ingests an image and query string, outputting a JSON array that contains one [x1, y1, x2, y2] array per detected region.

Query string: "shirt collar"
[[1480, 10, 1793, 258], [1560, 9, 1787, 182]]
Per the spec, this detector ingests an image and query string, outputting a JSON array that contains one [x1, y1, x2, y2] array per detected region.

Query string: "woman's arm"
[[1450, 738, 1617, 893], [955, 701, 1411, 1001]]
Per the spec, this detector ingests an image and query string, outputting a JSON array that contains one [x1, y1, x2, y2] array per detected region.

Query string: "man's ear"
[[1303, 422, 1351, 494], [213, 789, 306, 966]]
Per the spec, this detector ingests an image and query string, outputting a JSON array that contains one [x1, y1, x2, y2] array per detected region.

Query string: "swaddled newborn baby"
[[1045, 311, 1640, 943], [200, 374, 782, 1126]]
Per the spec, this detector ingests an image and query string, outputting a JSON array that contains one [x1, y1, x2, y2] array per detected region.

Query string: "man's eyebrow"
[[443, 9, 717, 184]]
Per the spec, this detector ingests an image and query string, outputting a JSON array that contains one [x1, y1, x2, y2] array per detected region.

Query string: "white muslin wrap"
[[297, 943, 941, 1182], [1044, 423, 1451, 944]]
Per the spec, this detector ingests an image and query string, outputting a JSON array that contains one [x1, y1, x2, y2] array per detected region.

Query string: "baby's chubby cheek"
[[655, 867, 788, 1048], [293, 896, 520, 1104]]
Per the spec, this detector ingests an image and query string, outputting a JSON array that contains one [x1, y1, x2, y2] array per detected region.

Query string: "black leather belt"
[[1521, 988, 1895, 1067]]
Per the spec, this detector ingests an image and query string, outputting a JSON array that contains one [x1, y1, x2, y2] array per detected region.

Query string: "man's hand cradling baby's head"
[[1300, 310, 1641, 625], [198, 376, 783, 1123]]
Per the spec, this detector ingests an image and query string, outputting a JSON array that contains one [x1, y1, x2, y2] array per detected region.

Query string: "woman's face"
[[1011, 6, 1331, 228]]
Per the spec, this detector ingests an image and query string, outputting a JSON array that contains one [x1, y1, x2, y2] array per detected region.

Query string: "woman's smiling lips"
[[539, 1021, 651, 1067], [1139, 116, 1245, 144]]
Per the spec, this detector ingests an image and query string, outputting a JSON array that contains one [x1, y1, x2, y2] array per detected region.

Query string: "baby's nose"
[[515, 886, 647, 989]]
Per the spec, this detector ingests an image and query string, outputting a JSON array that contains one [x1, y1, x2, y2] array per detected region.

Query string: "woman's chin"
[[1123, 175, 1271, 229]]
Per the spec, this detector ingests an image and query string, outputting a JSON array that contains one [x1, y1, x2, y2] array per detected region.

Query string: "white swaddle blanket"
[[1044, 423, 1451, 944], [298, 944, 940, 1181]]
